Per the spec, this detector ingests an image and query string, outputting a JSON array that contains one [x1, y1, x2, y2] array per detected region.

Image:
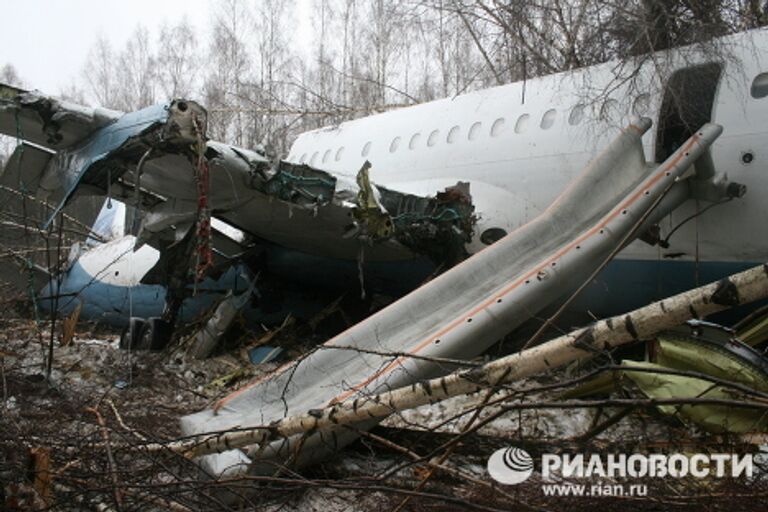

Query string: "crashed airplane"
[[1, 28, 767, 477]]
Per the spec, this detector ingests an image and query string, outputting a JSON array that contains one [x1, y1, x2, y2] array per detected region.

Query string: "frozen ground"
[[2, 317, 766, 511]]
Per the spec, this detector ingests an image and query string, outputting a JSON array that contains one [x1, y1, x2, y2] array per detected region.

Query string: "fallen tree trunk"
[[155, 263, 768, 458]]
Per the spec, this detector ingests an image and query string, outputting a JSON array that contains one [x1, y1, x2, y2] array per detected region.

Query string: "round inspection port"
[[480, 227, 508, 245]]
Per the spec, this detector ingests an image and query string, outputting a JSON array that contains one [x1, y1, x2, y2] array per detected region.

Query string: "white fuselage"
[[33, 30, 768, 326], [287, 29, 768, 265]]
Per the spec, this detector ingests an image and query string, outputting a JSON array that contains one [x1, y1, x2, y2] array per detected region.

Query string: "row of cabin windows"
[[299, 97, 645, 165], [298, 74, 768, 165]]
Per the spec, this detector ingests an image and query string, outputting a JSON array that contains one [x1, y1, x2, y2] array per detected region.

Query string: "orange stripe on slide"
[[216, 131, 696, 412], [328, 135, 697, 405]]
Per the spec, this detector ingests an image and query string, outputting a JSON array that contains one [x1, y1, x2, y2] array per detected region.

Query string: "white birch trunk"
[[153, 263, 768, 458]]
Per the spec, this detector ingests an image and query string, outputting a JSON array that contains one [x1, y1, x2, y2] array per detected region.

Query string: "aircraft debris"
[[4, 25, 768, 510], [569, 320, 768, 433], [179, 120, 740, 476], [247, 346, 284, 364], [1, 85, 477, 270], [1, 85, 205, 230], [165, 262, 768, 461], [2, 84, 479, 338], [735, 304, 768, 347], [218, 146, 476, 264], [183, 286, 254, 359]]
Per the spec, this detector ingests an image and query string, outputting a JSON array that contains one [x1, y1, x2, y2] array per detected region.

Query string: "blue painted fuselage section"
[[575, 259, 762, 323], [37, 241, 761, 329], [38, 264, 253, 328]]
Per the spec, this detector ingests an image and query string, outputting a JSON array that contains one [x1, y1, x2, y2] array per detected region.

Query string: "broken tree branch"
[[85, 407, 123, 510], [150, 263, 768, 458]]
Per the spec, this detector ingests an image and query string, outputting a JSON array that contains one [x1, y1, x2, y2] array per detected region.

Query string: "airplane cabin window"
[[468, 122, 482, 140], [632, 94, 651, 115], [569, 104, 584, 125], [335, 147, 344, 161], [310, 152, 319, 165], [540, 109, 556, 129], [322, 150, 331, 163], [428, 129, 440, 147], [491, 118, 505, 136], [751, 72, 768, 99], [362, 141, 372, 157], [514, 114, 530, 134], [409, 133, 421, 149], [390, 136, 401, 152], [447, 125, 460, 143]]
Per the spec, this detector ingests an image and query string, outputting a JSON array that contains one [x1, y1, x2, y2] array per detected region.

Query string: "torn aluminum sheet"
[[735, 306, 768, 347], [0, 92, 207, 231], [0, 84, 120, 150], [2, 88, 474, 284], [568, 321, 768, 434], [107, 132, 473, 273], [185, 286, 255, 359], [233, 151, 476, 265], [352, 161, 393, 240], [37, 100, 205, 228]]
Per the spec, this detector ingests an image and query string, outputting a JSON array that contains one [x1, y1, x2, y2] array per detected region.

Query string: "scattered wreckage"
[[3, 29, 768, 488], [0, 83, 475, 352], [178, 119, 761, 477], [567, 319, 768, 434]]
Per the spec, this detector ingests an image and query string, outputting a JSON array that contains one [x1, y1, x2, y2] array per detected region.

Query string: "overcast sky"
[[0, 0, 310, 96]]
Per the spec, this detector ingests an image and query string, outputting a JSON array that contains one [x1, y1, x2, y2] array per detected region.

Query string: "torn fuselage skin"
[[0, 84, 120, 150], [231, 151, 477, 266], [3, 89, 477, 345], [2, 88, 211, 337]]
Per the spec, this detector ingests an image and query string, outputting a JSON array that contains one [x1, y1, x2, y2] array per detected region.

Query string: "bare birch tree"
[[83, 35, 119, 109], [115, 25, 157, 110], [157, 18, 200, 99]]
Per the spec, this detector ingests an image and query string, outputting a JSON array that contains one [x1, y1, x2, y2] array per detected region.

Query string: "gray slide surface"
[[181, 118, 722, 477]]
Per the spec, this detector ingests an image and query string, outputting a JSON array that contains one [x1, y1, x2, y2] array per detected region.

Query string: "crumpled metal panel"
[[34, 100, 206, 228], [181, 119, 724, 477], [0, 84, 120, 149]]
